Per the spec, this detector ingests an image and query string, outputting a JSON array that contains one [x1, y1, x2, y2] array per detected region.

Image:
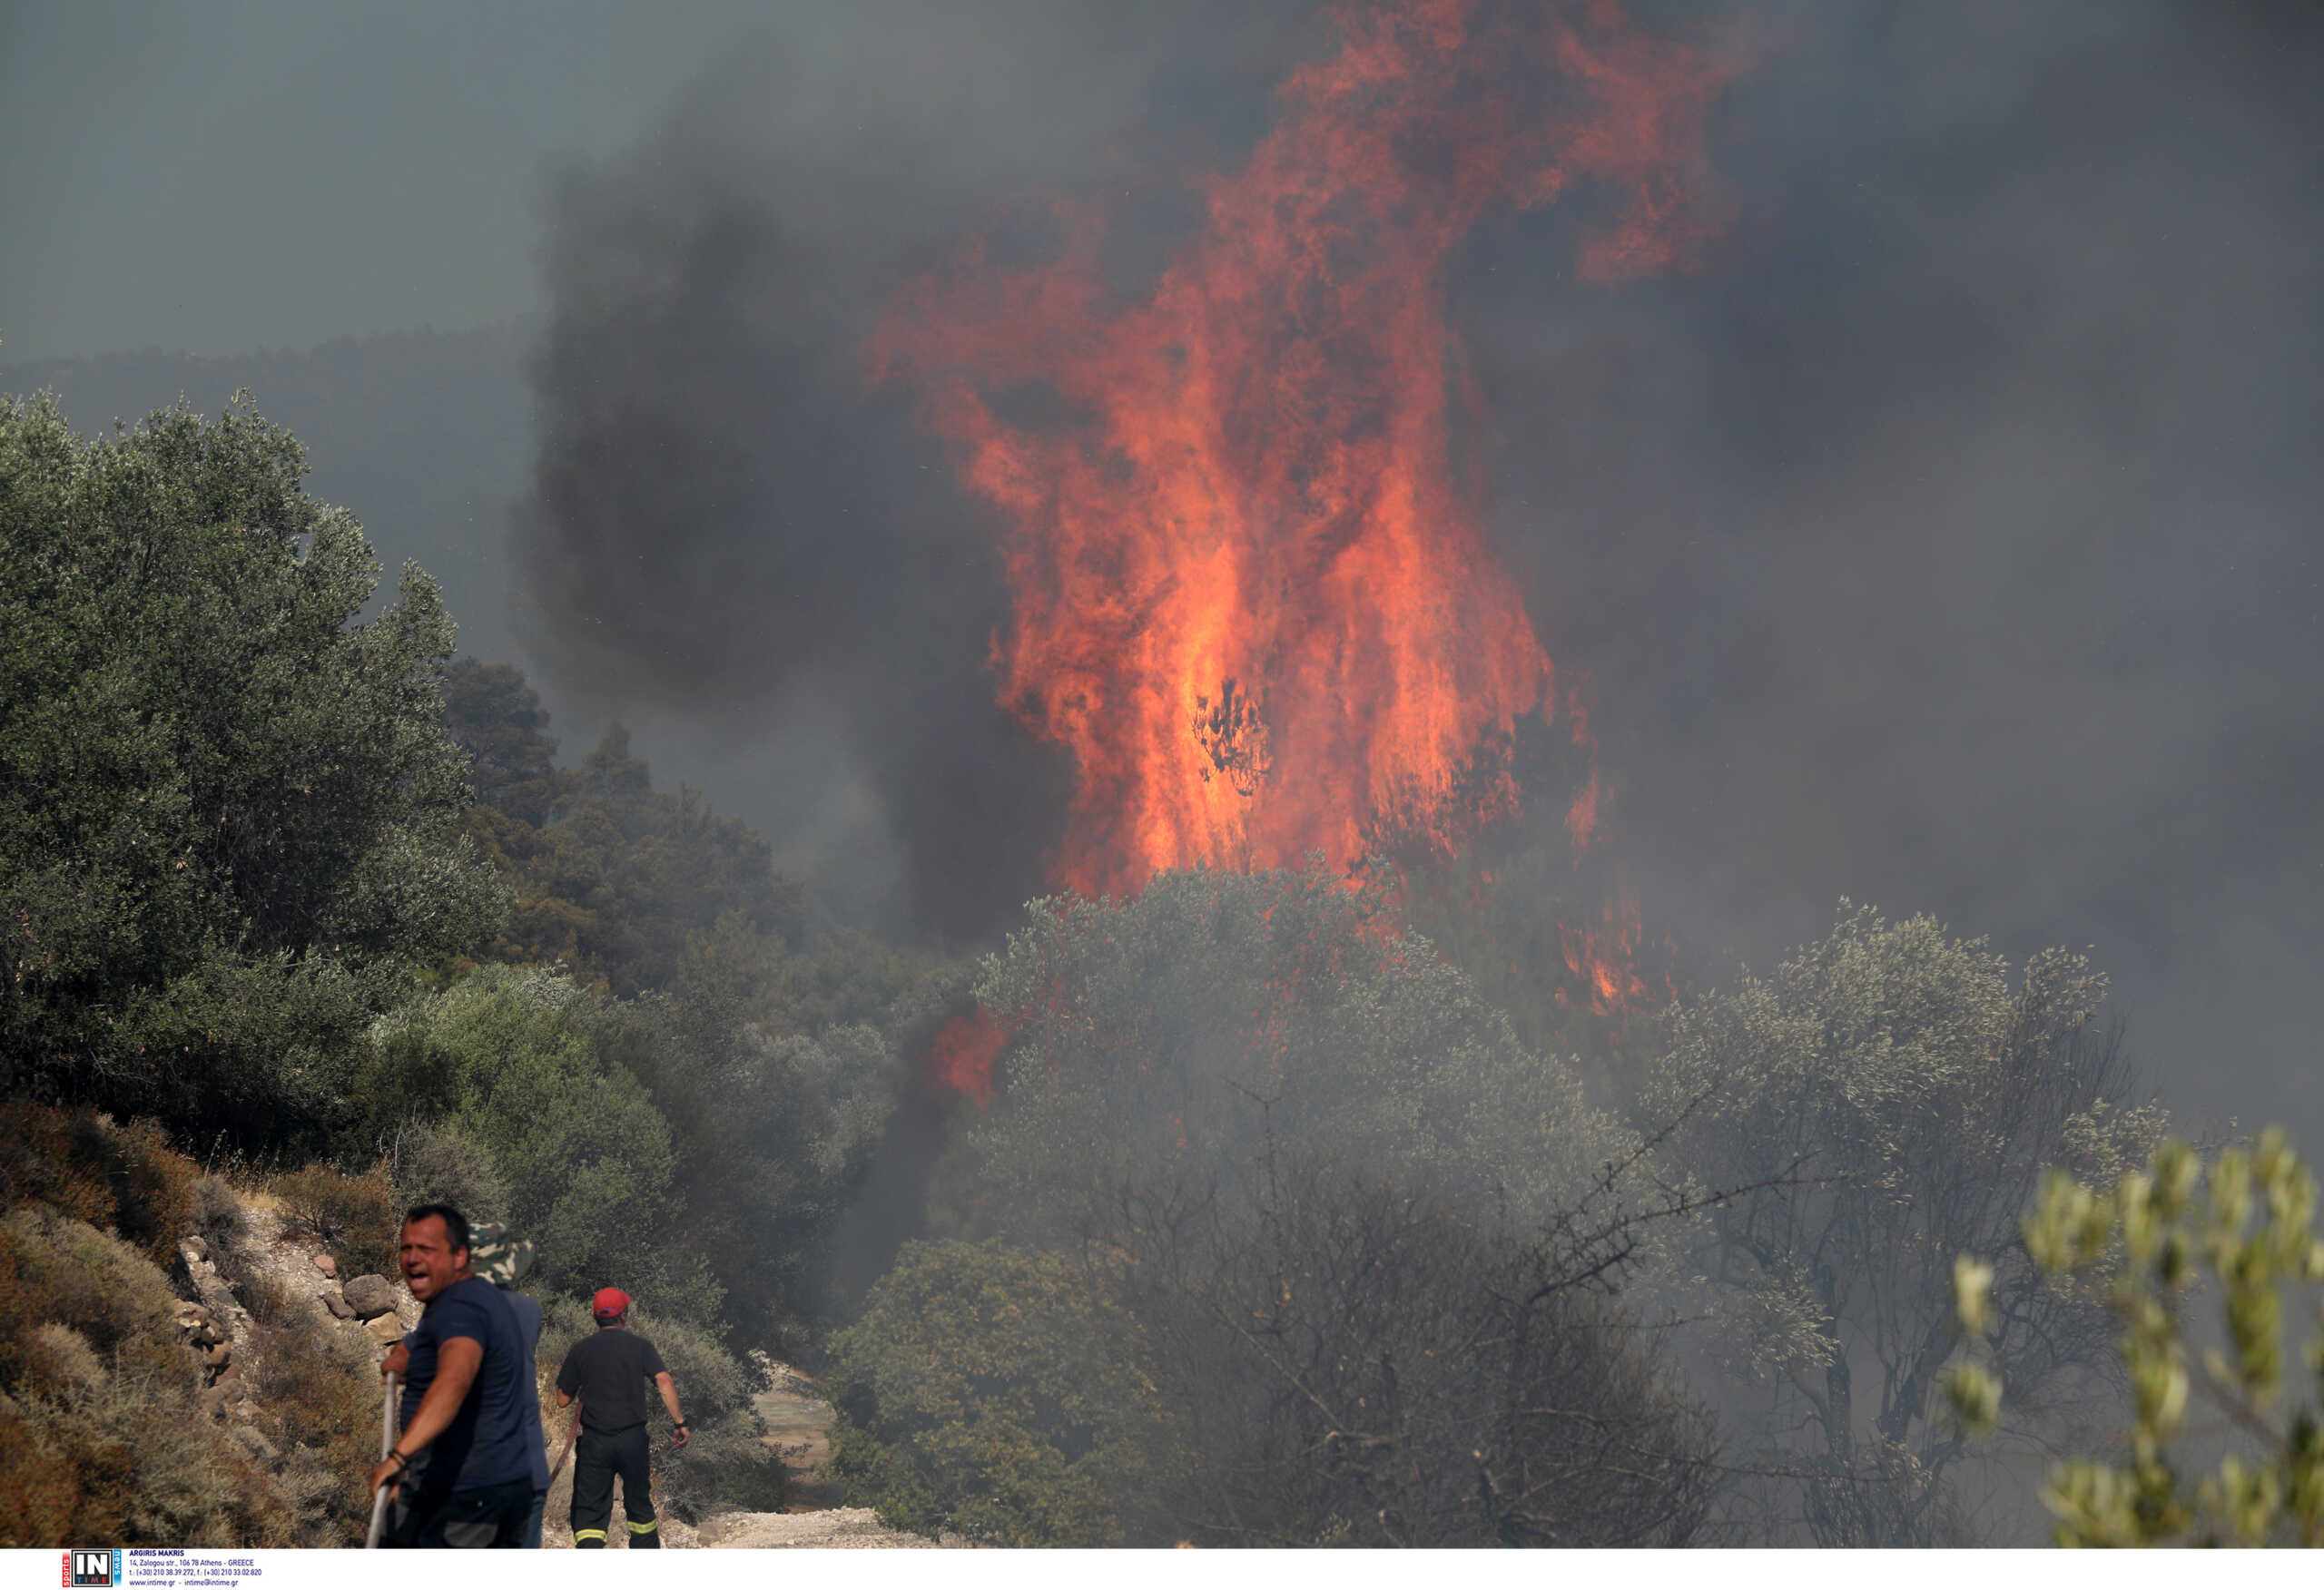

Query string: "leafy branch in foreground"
[[1946, 1130, 2324, 1546]]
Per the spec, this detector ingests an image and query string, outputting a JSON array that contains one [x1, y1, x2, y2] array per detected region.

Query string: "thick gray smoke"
[[517, 1, 2323, 1137], [513, 1, 1321, 940]]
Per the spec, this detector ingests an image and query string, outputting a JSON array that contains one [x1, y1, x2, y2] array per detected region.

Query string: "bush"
[[383, 1117, 507, 1222], [1948, 1130, 2324, 1546], [187, 1175, 247, 1255], [271, 1163, 400, 1279], [0, 1103, 198, 1267], [359, 967, 711, 1318], [826, 1240, 1177, 1546], [0, 1208, 188, 1391], [1115, 1152, 1723, 1546], [0, 393, 506, 1140], [0, 1209, 290, 1546], [956, 863, 1628, 1245], [0, 1370, 292, 1548], [246, 1311, 381, 1546], [1641, 902, 2160, 1545]]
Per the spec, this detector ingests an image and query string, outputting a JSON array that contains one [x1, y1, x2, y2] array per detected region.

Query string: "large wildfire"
[[878, 0, 1734, 1047]]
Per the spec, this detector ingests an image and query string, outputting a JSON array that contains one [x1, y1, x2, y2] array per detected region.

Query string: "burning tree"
[[873, 0, 1740, 902]]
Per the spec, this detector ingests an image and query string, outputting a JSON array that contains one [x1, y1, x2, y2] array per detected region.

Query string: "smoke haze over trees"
[[5, 1, 2316, 1144], [470, 0, 2324, 1149], [5, 0, 2323, 1551]]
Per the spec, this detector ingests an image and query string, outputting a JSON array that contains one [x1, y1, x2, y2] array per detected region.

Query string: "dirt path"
[[689, 1362, 940, 1549], [547, 1359, 937, 1549]]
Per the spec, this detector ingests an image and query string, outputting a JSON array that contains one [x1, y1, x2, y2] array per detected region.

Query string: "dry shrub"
[[0, 1210, 290, 1547], [186, 1174, 278, 1314], [188, 1175, 247, 1255], [0, 1103, 198, 1267], [385, 1117, 507, 1222], [271, 1162, 399, 1277], [233, 1267, 304, 1330], [246, 1311, 380, 1545], [0, 1370, 291, 1547], [0, 1208, 186, 1391]]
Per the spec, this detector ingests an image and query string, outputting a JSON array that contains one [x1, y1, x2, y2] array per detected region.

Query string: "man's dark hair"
[[404, 1202, 472, 1258]]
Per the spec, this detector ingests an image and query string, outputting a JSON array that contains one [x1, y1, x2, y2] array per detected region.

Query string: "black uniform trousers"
[[570, 1423, 658, 1547], [385, 1477, 537, 1548]]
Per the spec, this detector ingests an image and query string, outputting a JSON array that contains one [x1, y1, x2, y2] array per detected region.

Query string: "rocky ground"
[[176, 1196, 422, 1433]]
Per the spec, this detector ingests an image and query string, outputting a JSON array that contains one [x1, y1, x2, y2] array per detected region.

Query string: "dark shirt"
[[555, 1326, 668, 1435], [500, 1288, 551, 1492], [399, 1276, 536, 1495]]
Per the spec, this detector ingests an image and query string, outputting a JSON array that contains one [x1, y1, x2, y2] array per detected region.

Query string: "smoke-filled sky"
[[5, 0, 2319, 1145]]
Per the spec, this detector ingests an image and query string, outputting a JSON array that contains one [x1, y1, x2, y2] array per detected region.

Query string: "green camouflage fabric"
[[467, 1221, 535, 1287]]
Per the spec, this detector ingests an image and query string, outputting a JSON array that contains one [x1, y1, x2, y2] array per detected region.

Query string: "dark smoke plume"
[[516, 0, 2324, 1145], [515, 2, 1322, 941]]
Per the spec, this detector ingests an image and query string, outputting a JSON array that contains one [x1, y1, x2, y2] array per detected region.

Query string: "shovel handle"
[[364, 1371, 399, 1549]]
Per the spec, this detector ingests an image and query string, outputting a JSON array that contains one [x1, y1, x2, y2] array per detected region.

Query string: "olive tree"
[[1947, 1130, 2324, 1546], [1641, 902, 2162, 1545], [0, 392, 503, 1135], [862, 863, 1724, 1546], [956, 859, 1633, 1241]]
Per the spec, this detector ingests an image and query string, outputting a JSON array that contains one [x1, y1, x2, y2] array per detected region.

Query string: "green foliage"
[[1947, 1130, 2324, 1546], [601, 995, 907, 1342], [0, 391, 504, 1135], [1640, 901, 2162, 1545], [458, 719, 804, 999], [956, 861, 1628, 1244], [439, 659, 560, 827], [431, 662, 926, 1336], [0, 1102, 197, 1268], [359, 966, 712, 1318], [826, 1240, 1178, 1546]]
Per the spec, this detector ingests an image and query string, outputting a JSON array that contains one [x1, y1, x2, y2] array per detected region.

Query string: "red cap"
[[592, 1287, 631, 1320]]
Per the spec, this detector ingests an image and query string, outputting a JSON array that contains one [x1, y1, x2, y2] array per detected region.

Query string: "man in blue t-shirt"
[[368, 1204, 536, 1548]]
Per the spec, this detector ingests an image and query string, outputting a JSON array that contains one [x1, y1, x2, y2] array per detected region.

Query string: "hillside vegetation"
[[5, 389, 2319, 1548]]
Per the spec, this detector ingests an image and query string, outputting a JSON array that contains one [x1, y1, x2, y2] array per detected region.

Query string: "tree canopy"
[[0, 393, 502, 1135]]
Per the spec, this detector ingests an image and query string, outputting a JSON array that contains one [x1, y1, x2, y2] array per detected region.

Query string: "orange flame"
[[1558, 888, 1649, 1016], [930, 1007, 1009, 1106], [876, 0, 1734, 912]]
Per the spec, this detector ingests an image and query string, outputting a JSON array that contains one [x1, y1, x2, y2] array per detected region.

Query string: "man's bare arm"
[[368, 1338, 483, 1496], [655, 1370, 689, 1446]]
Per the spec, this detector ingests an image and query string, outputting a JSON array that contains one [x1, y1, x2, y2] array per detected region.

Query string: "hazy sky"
[[1, 1, 743, 360]]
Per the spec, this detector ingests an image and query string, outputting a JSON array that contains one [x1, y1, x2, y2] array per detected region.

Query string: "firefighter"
[[553, 1288, 690, 1548]]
